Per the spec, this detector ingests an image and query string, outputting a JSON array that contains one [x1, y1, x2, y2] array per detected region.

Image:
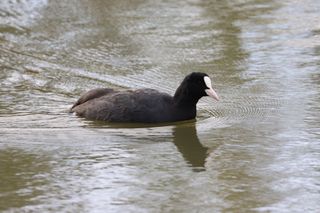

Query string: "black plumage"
[[70, 72, 219, 123]]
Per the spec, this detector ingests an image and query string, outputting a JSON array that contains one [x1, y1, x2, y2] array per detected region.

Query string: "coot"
[[70, 72, 219, 123]]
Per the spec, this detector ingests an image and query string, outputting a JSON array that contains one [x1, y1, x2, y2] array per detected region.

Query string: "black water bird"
[[70, 72, 219, 123]]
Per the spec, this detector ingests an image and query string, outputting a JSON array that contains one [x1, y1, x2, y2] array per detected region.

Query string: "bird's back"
[[71, 89, 175, 123]]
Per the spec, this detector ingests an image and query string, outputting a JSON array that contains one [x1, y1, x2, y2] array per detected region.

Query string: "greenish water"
[[1, 0, 320, 212]]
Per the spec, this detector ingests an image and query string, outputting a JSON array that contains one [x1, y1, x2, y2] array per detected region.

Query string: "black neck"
[[173, 84, 201, 107]]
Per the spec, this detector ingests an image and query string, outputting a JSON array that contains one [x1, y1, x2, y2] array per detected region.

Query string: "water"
[[1, 0, 320, 212]]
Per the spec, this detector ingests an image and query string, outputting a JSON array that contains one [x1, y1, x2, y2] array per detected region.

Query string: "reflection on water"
[[173, 124, 208, 171], [1, 0, 320, 212], [0, 149, 50, 211]]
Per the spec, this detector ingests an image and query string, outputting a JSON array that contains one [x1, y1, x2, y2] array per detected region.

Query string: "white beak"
[[204, 76, 219, 101]]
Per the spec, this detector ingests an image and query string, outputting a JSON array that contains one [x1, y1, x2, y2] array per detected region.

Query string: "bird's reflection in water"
[[173, 123, 208, 172]]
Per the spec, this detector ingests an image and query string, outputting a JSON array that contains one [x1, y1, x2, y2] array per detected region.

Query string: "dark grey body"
[[70, 88, 196, 123], [70, 72, 215, 123]]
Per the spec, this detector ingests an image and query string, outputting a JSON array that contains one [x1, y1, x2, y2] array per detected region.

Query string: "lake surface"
[[1, 0, 320, 212]]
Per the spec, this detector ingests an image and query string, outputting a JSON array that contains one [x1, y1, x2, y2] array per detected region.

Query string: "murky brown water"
[[1, 0, 320, 212]]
